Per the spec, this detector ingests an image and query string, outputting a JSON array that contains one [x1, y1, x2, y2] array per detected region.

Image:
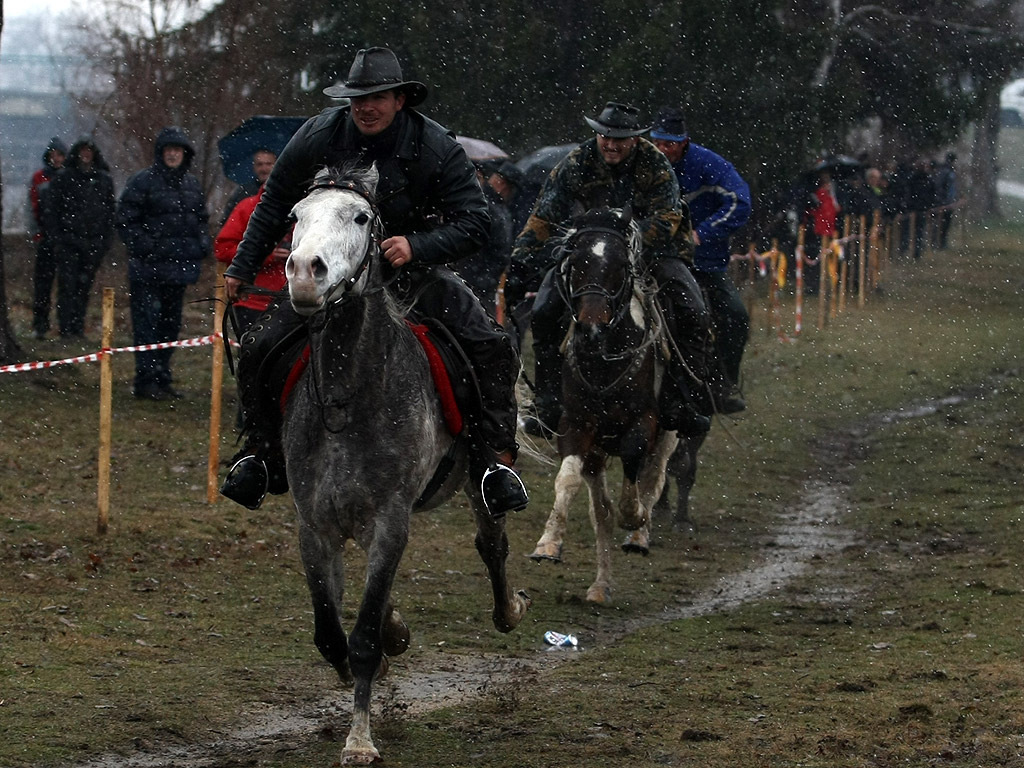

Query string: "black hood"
[[153, 126, 196, 169], [68, 135, 111, 172], [42, 136, 69, 168]]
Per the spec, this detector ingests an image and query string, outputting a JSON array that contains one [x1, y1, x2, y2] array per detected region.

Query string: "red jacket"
[[215, 188, 289, 312], [811, 183, 840, 237]]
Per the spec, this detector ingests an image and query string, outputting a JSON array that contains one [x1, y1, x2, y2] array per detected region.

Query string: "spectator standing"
[[905, 157, 936, 259], [215, 167, 290, 335], [43, 136, 116, 339], [488, 160, 531, 234], [650, 106, 750, 414], [221, 148, 277, 225], [27, 137, 67, 339], [117, 126, 211, 401], [454, 163, 514, 317], [935, 152, 958, 249]]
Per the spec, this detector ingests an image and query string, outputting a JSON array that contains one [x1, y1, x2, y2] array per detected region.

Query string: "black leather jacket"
[[225, 107, 489, 284]]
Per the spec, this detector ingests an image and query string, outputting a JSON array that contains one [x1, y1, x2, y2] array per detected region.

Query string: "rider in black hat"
[[220, 47, 528, 516], [508, 101, 712, 438]]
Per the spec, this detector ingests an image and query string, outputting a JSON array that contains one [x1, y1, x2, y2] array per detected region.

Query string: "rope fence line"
[[0, 333, 229, 374], [729, 202, 960, 336], [4, 285, 232, 533]]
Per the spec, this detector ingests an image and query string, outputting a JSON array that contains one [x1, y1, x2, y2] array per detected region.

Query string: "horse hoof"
[[621, 529, 650, 556], [382, 608, 410, 657], [374, 655, 390, 681], [341, 747, 381, 765], [586, 584, 612, 604], [528, 542, 562, 563], [495, 589, 531, 633]]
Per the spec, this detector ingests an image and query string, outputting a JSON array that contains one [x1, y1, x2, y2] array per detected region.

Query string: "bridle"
[[556, 220, 644, 330], [556, 218, 662, 396], [303, 177, 386, 309]]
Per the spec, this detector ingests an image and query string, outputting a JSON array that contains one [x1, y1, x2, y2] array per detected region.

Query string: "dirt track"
[[66, 385, 980, 768]]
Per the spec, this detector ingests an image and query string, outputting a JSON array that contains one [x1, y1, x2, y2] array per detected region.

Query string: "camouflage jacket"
[[510, 138, 693, 286]]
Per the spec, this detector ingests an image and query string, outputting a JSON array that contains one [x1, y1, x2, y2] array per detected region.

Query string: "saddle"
[[272, 317, 480, 437]]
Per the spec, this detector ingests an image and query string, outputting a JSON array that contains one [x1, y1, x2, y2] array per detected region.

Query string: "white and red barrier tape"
[[0, 333, 235, 374]]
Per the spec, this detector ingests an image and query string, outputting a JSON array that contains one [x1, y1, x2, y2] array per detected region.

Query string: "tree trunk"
[[0, 3, 20, 364], [969, 84, 1002, 221]]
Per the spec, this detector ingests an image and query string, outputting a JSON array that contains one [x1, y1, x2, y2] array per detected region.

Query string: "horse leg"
[[529, 455, 584, 562], [342, 518, 409, 766], [616, 422, 660, 531], [298, 523, 351, 685], [672, 434, 705, 536], [621, 430, 677, 556], [582, 455, 615, 604], [469, 496, 531, 632]]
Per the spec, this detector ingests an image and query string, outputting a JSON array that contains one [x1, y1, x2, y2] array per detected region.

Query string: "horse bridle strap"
[[306, 181, 386, 307]]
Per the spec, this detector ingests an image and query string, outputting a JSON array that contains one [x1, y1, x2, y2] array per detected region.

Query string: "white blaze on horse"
[[283, 164, 529, 765], [528, 207, 678, 603]]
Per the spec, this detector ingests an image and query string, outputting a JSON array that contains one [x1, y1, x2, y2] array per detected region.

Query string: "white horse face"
[[286, 188, 376, 315]]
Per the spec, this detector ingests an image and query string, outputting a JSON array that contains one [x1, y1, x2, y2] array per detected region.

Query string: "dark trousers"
[[32, 238, 58, 335], [55, 241, 104, 337], [693, 269, 749, 386], [129, 280, 187, 390]]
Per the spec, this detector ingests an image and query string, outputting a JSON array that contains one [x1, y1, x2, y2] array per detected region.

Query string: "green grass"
[[1, 219, 1023, 766]]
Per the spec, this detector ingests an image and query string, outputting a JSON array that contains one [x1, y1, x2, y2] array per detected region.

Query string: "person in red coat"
[[215, 185, 291, 334]]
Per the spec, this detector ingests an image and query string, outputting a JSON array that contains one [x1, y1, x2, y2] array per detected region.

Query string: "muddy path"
[[69, 391, 965, 768]]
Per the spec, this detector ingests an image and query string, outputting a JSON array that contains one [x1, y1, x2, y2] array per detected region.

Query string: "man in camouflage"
[[507, 101, 711, 438]]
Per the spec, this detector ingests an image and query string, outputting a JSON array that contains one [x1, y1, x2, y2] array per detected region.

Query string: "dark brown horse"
[[528, 207, 678, 603]]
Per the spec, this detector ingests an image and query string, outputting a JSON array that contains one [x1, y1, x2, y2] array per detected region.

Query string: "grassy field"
[[1, 213, 1022, 767]]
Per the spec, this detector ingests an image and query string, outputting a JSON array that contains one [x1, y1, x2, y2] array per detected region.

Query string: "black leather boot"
[[479, 461, 529, 518], [220, 437, 288, 509], [522, 339, 563, 439]]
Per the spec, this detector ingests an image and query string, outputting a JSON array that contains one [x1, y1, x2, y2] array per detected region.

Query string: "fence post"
[[207, 280, 226, 504], [858, 214, 867, 308], [97, 288, 114, 534], [794, 227, 804, 337]]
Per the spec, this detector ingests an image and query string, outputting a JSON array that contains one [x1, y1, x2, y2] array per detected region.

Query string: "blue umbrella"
[[218, 115, 307, 185]]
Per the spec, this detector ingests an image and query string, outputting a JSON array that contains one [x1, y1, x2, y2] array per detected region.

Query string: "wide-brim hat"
[[649, 106, 689, 143], [584, 102, 649, 138], [323, 47, 428, 106]]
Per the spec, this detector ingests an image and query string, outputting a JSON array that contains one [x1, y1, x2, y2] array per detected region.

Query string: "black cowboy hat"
[[322, 47, 428, 106], [584, 102, 649, 138]]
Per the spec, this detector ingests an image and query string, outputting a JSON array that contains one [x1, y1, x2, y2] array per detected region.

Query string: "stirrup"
[[220, 455, 269, 509], [480, 464, 529, 518]]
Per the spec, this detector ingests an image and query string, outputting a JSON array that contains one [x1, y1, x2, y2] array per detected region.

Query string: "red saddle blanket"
[[278, 321, 464, 435]]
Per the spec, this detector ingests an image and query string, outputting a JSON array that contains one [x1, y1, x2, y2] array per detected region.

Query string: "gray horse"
[[282, 165, 529, 765]]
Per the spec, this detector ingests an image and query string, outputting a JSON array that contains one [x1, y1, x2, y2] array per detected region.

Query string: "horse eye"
[[354, 212, 370, 226]]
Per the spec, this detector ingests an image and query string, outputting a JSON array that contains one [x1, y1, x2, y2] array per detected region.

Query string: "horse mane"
[[309, 163, 380, 201]]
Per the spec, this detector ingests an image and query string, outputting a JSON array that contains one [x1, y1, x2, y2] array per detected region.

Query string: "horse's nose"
[[286, 252, 328, 283]]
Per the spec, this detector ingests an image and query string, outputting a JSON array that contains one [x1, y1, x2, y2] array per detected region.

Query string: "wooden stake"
[[207, 280, 226, 504], [97, 288, 114, 534]]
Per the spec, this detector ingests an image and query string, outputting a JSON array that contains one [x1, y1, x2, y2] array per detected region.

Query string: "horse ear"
[[620, 203, 633, 224], [570, 200, 586, 219]]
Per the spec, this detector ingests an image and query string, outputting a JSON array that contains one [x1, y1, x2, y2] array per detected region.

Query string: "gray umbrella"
[[515, 143, 578, 186]]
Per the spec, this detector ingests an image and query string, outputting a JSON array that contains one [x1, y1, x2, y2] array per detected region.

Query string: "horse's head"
[[286, 164, 381, 315], [559, 206, 642, 333]]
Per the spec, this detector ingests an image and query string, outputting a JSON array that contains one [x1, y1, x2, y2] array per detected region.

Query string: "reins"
[[556, 219, 662, 396]]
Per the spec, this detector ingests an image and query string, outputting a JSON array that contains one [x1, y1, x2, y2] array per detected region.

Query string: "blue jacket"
[[117, 126, 211, 285], [671, 142, 751, 272]]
